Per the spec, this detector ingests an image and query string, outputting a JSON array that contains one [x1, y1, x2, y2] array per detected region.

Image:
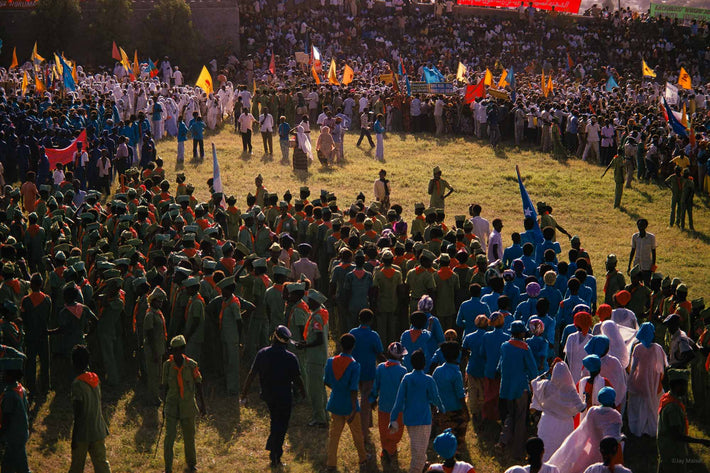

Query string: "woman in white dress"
[[564, 311, 593, 383], [627, 322, 667, 437], [531, 361, 586, 461]]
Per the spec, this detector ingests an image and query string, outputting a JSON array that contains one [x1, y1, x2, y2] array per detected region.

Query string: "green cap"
[[170, 335, 186, 348], [307, 289, 328, 305], [629, 265, 641, 278], [273, 266, 290, 277], [183, 277, 200, 288], [217, 276, 236, 289], [666, 369, 689, 383]]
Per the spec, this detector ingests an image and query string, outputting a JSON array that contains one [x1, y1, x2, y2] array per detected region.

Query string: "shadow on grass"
[[634, 188, 654, 203], [619, 206, 643, 222], [493, 147, 508, 160], [287, 403, 330, 472], [37, 388, 72, 454], [687, 229, 710, 245]]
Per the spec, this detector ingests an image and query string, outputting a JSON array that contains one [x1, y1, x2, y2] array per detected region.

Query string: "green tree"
[[84, 0, 133, 65], [144, 0, 198, 70], [31, 0, 82, 54]]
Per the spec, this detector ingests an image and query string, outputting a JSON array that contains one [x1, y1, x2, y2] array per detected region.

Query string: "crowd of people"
[[0, 2, 709, 473]]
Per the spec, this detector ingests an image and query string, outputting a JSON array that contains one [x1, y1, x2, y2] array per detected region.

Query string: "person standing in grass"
[[69, 345, 112, 473], [374, 113, 385, 161]]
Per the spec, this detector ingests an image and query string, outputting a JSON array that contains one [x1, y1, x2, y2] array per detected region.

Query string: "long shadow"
[[286, 403, 330, 472], [37, 389, 72, 453], [687, 229, 710, 245], [633, 188, 654, 203], [619, 206, 643, 222]]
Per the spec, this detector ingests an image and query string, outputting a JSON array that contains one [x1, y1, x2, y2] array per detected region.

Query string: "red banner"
[[46, 129, 87, 169], [456, 0, 581, 13]]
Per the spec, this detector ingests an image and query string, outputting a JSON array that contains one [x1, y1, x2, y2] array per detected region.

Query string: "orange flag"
[[133, 50, 140, 78], [269, 52, 275, 75], [9, 47, 18, 69], [311, 65, 321, 84], [342, 64, 354, 85], [35, 73, 46, 94]]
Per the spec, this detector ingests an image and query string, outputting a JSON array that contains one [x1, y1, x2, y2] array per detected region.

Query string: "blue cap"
[[636, 322, 655, 349], [598, 386, 616, 407], [582, 354, 601, 373], [433, 428, 457, 459], [584, 335, 610, 357], [510, 320, 526, 335]]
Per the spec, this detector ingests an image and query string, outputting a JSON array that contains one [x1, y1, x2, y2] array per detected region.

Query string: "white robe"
[[627, 343, 667, 437], [564, 331, 592, 384], [582, 354, 627, 410], [611, 308, 638, 330], [531, 362, 586, 461], [548, 406, 622, 473], [600, 320, 635, 369]]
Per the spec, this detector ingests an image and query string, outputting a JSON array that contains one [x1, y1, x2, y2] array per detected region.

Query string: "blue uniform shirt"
[[514, 297, 539, 324], [433, 362, 465, 412], [539, 285, 563, 319], [502, 243, 523, 268], [497, 339, 538, 400], [481, 327, 510, 379], [177, 122, 188, 142], [526, 335, 549, 374], [369, 361, 407, 413], [558, 294, 585, 327], [400, 329, 432, 372], [430, 348, 462, 372], [535, 240, 561, 264], [424, 313, 445, 353], [349, 325, 384, 382], [462, 329, 487, 378], [390, 370, 444, 426], [324, 353, 361, 416], [456, 297, 491, 337], [189, 119, 205, 140]]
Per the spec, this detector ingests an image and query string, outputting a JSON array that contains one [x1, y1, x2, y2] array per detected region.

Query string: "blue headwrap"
[[582, 354, 601, 373], [636, 322, 655, 349], [597, 386, 616, 407], [433, 428, 457, 459], [584, 335, 610, 357]]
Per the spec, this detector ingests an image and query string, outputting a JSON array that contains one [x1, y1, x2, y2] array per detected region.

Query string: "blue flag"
[[516, 166, 543, 245], [663, 99, 688, 138], [405, 76, 411, 96], [509, 66, 516, 101], [605, 76, 618, 92], [422, 66, 444, 84], [59, 55, 75, 91]]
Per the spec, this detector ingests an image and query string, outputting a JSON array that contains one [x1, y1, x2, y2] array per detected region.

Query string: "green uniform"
[[665, 174, 684, 226], [680, 175, 694, 230], [21, 291, 52, 393], [287, 300, 310, 394], [657, 395, 689, 473], [264, 283, 286, 333], [604, 270, 626, 305], [304, 307, 328, 423], [184, 294, 205, 362], [428, 178, 452, 209], [434, 267, 459, 330], [97, 296, 124, 386], [162, 355, 202, 473], [610, 155, 625, 208], [0, 278, 29, 309], [219, 295, 242, 395], [69, 372, 111, 473], [246, 274, 272, 363], [0, 382, 30, 472], [143, 308, 167, 402], [254, 226, 273, 257], [405, 266, 436, 313], [24, 224, 47, 272], [168, 285, 189, 338], [57, 305, 97, 389], [373, 266, 402, 345]]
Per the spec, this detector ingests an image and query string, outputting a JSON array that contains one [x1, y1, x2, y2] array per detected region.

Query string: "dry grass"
[[26, 126, 710, 472]]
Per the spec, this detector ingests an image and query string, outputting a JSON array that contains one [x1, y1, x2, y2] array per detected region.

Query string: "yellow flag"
[[9, 47, 18, 69], [456, 62, 467, 83], [21, 71, 28, 96], [133, 50, 140, 78], [483, 68, 492, 87], [32, 42, 44, 64], [35, 73, 45, 94], [642, 59, 656, 78], [195, 65, 214, 94], [342, 64, 354, 85], [498, 69, 508, 88], [53, 53, 62, 79], [328, 59, 340, 85], [72, 62, 78, 82], [678, 67, 692, 90], [542, 71, 547, 97], [311, 66, 321, 85], [252, 78, 257, 94], [547, 75, 553, 95], [119, 47, 131, 72]]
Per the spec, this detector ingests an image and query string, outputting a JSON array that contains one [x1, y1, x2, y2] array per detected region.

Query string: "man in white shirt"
[[73, 141, 89, 189], [434, 97, 445, 135], [487, 218, 504, 263], [259, 108, 274, 155], [172, 67, 183, 86], [97, 149, 112, 195], [238, 108, 256, 154], [583, 116, 601, 162], [373, 169, 391, 210], [469, 204, 490, 250], [628, 218, 656, 284]]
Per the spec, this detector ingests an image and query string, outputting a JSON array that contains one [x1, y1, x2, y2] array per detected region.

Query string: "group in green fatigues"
[[298, 289, 329, 427]]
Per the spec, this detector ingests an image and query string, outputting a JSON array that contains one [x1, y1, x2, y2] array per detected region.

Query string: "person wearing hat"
[[410, 203, 426, 239], [610, 289, 638, 330], [300, 289, 329, 427], [265, 266, 289, 333], [627, 322, 667, 437], [182, 277, 205, 363], [665, 165, 685, 228], [602, 254, 625, 306], [343, 252, 374, 332], [670, 284, 692, 335], [68, 345, 112, 473], [426, 428, 476, 473], [428, 167, 454, 210], [161, 334, 206, 473], [0, 263, 29, 308], [658, 369, 710, 472], [405, 250, 436, 315], [372, 250, 403, 345], [254, 174, 268, 208], [246, 258, 272, 364], [285, 282, 309, 391], [0, 350, 30, 473], [369, 341, 408, 466], [144, 286, 168, 405], [21, 273, 53, 394], [664, 313, 695, 370], [577, 353, 613, 423], [23, 212, 47, 273], [241, 325, 306, 467], [431, 254, 459, 332], [496, 320, 538, 459], [168, 267, 192, 337], [330, 248, 355, 335], [254, 212, 274, 257], [627, 218, 656, 286], [96, 277, 125, 387], [456, 283, 492, 338], [432, 341, 470, 454], [212, 276, 244, 396]]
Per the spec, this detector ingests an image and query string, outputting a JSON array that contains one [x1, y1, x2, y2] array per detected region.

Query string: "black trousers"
[[241, 130, 252, 152], [265, 399, 292, 459], [193, 139, 204, 158], [25, 337, 50, 393], [357, 128, 374, 147]]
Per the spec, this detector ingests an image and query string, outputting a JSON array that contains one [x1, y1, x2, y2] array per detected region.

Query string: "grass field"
[[26, 126, 710, 472]]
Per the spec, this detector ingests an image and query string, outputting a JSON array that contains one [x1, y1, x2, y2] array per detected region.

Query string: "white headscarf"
[[296, 125, 312, 160], [531, 361, 585, 417], [600, 320, 633, 369]]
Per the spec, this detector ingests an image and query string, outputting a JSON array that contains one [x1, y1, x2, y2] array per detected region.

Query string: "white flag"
[[664, 82, 678, 105]]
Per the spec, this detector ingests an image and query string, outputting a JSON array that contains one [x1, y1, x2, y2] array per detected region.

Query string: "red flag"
[[269, 52, 276, 75], [112, 42, 121, 61], [567, 53, 574, 70], [464, 80, 485, 104], [45, 130, 87, 169]]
